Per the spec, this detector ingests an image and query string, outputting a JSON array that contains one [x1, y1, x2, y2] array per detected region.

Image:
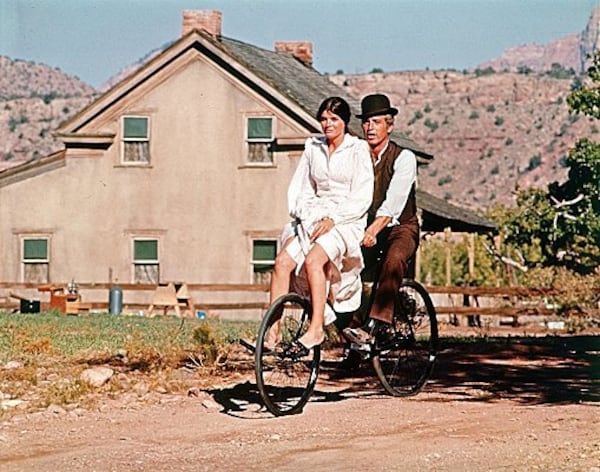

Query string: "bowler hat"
[[356, 94, 398, 119]]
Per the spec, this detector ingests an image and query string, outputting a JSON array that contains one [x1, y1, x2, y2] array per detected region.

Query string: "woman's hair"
[[316, 96, 351, 130]]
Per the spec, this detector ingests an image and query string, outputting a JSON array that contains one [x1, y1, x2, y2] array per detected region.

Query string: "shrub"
[[424, 118, 439, 131], [505, 137, 513, 146], [474, 67, 495, 77], [526, 154, 542, 171], [494, 116, 504, 126], [438, 175, 452, 186], [469, 111, 479, 120]]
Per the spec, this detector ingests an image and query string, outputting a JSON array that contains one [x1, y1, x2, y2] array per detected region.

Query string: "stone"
[[81, 366, 114, 387]]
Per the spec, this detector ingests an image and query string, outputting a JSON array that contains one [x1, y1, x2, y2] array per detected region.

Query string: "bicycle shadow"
[[201, 334, 599, 417], [200, 364, 387, 419]]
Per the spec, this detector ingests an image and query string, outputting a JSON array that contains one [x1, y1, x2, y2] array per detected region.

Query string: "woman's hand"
[[310, 217, 334, 242]]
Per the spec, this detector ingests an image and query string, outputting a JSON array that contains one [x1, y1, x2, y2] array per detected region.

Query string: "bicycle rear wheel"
[[372, 278, 438, 396], [255, 293, 320, 416]]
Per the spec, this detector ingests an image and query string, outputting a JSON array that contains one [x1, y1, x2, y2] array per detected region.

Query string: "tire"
[[255, 293, 320, 416], [372, 279, 438, 396]]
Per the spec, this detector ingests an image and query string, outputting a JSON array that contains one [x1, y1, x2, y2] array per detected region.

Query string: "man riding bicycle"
[[342, 94, 420, 367]]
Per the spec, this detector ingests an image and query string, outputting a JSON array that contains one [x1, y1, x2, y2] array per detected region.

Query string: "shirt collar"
[[374, 140, 390, 164]]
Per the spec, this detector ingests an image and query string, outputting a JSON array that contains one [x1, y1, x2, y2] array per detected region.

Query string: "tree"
[[496, 52, 600, 274]]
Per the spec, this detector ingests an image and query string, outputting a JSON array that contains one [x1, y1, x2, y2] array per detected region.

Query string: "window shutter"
[[253, 240, 276, 261], [247, 118, 272, 139], [134, 240, 158, 261], [24, 239, 48, 260], [124, 117, 148, 139]]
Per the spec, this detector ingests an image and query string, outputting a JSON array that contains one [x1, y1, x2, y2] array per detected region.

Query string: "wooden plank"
[[435, 306, 555, 316], [0, 282, 270, 292]]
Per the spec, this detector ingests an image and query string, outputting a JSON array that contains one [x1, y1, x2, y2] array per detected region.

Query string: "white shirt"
[[288, 134, 374, 229], [373, 142, 417, 226]]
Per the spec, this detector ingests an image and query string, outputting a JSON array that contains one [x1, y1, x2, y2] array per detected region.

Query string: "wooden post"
[[494, 233, 503, 286], [444, 227, 452, 286], [414, 244, 421, 282], [467, 233, 475, 278]]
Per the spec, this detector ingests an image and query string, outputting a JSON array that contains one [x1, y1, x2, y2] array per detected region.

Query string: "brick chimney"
[[274, 41, 313, 66], [181, 10, 222, 38]]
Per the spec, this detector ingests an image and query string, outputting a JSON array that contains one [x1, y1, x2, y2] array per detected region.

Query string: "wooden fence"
[[0, 282, 560, 324]]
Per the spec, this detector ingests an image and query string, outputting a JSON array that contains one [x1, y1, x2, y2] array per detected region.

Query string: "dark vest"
[[368, 140, 417, 224]]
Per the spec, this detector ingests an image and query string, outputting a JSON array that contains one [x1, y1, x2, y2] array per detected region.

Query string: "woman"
[[269, 96, 374, 353]]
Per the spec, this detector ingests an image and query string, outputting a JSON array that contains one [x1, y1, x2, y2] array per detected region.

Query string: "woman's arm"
[[287, 143, 317, 220]]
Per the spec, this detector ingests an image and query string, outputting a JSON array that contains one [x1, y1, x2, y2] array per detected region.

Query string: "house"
[[0, 10, 494, 311]]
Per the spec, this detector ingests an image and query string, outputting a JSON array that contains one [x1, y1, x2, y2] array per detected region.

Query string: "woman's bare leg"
[[267, 238, 296, 344], [299, 244, 329, 347]]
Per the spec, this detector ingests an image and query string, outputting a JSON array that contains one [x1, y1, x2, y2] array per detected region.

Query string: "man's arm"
[[362, 149, 416, 247]]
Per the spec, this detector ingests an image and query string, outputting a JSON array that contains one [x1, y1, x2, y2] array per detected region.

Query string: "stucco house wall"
[[0, 39, 310, 288]]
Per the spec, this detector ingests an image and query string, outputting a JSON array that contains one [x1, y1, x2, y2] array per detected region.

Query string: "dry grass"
[[0, 312, 258, 417]]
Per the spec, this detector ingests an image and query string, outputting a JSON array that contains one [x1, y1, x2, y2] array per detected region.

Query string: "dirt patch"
[[1, 333, 599, 471]]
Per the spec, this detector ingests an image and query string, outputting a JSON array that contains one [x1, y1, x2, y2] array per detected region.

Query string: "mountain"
[[476, 6, 600, 74], [331, 70, 592, 211], [0, 56, 98, 171], [1, 8, 598, 212]]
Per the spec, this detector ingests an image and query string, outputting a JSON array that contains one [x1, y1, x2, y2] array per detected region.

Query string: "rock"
[[0, 399, 24, 410], [46, 404, 66, 415], [3, 361, 24, 370], [81, 366, 114, 387]]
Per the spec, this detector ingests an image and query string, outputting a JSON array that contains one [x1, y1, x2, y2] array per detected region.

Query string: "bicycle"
[[254, 264, 438, 416]]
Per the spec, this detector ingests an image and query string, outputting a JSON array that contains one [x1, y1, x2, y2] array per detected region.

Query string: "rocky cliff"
[[477, 5, 600, 74], [331, 70, 593, 211]]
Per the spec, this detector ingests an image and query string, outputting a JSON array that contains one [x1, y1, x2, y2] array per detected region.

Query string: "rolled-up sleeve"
[[376, 149, 416, 224]]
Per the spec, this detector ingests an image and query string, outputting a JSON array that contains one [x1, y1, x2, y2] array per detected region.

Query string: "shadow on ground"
[[203, 334, 600, 416]]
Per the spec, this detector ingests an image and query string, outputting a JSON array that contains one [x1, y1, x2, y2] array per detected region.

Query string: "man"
[[342, 93, 420, 356]]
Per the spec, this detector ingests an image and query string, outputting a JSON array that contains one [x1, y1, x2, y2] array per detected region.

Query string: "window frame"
[[121, 115, 151, 165], [131, 237, 160, 284], [21, 236, 50, 283], [245, 115, 275, 166]]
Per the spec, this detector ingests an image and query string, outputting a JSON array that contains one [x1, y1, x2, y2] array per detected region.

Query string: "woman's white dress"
[[284, 134, 374, 313]]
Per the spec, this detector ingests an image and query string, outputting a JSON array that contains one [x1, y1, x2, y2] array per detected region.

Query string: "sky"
[[1, 0, 598, 88]]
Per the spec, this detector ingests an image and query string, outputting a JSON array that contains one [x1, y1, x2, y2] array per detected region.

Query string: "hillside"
[[0, 56, 97, 171], [1, 5, 598, 211], [331, 70, 593, 211]]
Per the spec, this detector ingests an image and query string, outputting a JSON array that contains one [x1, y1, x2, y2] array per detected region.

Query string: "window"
[[133, 239, 159, 284], [22, 238, 49, 283], [246, 117, 274, 164], [252, 239, 277, 284], [122, 116, 150, 163]]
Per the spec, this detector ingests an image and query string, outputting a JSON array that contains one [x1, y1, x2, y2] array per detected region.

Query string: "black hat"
[[356, 94, 398, 119]]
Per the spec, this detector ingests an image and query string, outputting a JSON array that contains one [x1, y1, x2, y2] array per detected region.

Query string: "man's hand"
[[362, 231, 377, 247], [310, 217, 334, 242]]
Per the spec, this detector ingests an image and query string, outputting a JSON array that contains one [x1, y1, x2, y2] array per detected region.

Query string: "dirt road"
[[1, 335, 599, 471]]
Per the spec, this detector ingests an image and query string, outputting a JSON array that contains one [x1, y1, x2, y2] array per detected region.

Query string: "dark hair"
[[316, 96, 351, 131]]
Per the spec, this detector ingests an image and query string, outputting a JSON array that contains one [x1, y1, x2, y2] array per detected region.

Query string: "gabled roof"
[[57, 30, 432, 160]]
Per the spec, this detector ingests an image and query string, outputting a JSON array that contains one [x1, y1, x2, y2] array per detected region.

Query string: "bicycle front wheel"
[[255, 293, 320, 416], [373, 279, 438, 396]]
